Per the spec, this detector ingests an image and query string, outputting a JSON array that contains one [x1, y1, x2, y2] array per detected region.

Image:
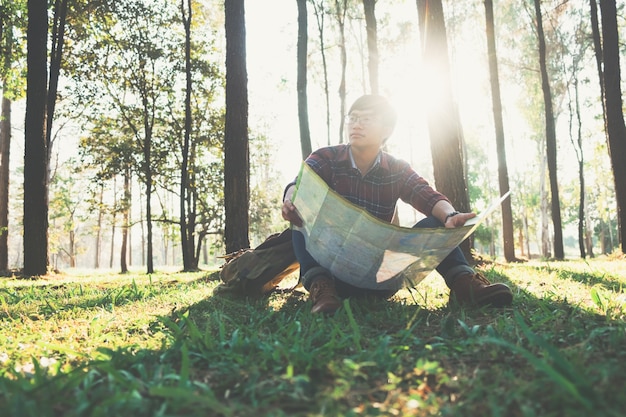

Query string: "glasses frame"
[[344, 114, 380, 127]]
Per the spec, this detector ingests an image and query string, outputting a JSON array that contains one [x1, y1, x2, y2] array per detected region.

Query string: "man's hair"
[[348, 95, 398, 131]]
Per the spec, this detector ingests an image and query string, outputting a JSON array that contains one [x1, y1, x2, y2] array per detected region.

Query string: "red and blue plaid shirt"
[[288, 144, 448, 223]]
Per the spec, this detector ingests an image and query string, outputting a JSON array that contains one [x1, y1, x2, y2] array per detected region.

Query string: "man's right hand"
[[281, 199, 303, 227]]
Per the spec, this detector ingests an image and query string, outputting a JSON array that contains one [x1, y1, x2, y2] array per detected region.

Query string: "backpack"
[[215, 228, 300, 296]]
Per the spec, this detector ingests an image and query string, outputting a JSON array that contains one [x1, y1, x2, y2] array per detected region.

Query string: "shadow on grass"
[[160, 266, 625, 416], [2, 265, 624, 417]]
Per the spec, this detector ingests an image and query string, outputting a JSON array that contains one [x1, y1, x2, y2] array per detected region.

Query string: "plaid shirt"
[[288, 144, 448, 222]]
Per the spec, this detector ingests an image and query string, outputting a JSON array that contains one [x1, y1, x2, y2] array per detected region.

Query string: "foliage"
[[0, 259, 624, 416]]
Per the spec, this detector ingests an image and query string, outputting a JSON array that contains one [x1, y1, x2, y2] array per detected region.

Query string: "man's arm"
[[431, 200, 476, 228], [281, 183, 303, 227]]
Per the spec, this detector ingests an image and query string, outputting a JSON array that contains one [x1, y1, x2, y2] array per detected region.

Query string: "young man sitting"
[[281, 95, 513, 314]]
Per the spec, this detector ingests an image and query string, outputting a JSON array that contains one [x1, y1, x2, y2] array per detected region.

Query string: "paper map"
[[292, 163, 510, 290]]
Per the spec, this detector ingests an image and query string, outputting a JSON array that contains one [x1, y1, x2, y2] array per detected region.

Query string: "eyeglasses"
[[344, 114, 379, 127]]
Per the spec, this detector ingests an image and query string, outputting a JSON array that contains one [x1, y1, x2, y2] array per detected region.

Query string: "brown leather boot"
[[449, 272, 513, 307], [309, 276, 341, 314]]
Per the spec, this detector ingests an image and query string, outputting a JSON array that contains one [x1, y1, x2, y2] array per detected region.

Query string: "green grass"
[[0, 257, 624, 416]]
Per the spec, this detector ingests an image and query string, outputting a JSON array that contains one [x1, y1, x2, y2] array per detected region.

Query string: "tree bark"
[[599, 0, 626, 253], [0, 96, 10, 271], [534, 0, 564, 260], [311, 0, 331, 146], [416, 0, 472, 258], [296, 0, 312, 158], [224, 0, 250, 253], [362, 0, 379, 95], [180, 0, 196, 270], [24, 0, 49, 276], [45, 0, 67, 160], [484, 0, 516, 262], [334, 0, 348, 144], [120, 166, 130, 273]]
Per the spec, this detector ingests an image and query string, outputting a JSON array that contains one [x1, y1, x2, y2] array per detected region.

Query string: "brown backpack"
[[216, 229, 300, 296]]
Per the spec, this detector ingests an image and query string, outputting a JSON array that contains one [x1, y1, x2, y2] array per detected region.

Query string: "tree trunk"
[[45, 0, 67, 161], [296, 0, 312, 158], [589, 0, 607, 129], [120, 166, 130, 273], [540, 152, 550, 258], [416, 0, 472, 259], [334, 0, 348, 144], [362, 0, 379, 95], [224, 0, 250, 253], [599, 0, 626, 253], [180, 0, 195, 271], [95, 184, 103, 268], [144, 138, 153, 273], [110, 176, 116, 269], [534, 0, 564, 260], [0, 95, 10, 271], [484, 0, 515, 262], [311, 0, 331, 146], [569, 76, 587, 259], [24, 0, 49, 276]]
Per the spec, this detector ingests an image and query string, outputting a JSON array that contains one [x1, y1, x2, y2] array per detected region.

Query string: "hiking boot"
[[449, 272, 513, 307], [309, 276, 341, 314]]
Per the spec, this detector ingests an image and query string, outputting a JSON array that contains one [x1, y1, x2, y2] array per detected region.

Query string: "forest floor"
[[0, 255, 625, 416]]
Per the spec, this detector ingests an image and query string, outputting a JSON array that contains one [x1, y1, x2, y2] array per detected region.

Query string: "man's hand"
[[444, 212, 476, 228], [281, 199, 303, 227]]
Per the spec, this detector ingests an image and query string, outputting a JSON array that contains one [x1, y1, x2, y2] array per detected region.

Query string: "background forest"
[[0, 0, 624, 275]]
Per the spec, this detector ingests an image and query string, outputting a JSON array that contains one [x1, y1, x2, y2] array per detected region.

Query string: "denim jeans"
[[292, 216, 474, 296]]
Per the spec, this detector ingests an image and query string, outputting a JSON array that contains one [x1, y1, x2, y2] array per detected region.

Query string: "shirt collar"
[[347, 145, 387, 173]]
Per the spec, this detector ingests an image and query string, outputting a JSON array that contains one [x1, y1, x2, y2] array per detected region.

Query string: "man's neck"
[[350, 145, 380, 175]]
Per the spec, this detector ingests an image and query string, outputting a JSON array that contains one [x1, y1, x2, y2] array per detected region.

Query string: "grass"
[[0, 257, 624, 416]]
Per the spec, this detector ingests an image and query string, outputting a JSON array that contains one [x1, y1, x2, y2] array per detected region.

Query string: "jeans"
[[292, 216, 474, 296]]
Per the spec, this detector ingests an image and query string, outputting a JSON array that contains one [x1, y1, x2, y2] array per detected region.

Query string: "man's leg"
[[292, 230, 341, 314], [413, 217, 513, 307]]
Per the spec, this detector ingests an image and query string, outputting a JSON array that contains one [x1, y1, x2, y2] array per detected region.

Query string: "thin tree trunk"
[[311, 0, 331, 146], [180, 0, 195, 271], [540, 152, 550, 258], [362, 0, 379, 94], [46, 0, 68, 162], [296, 0, 312, 158], [94, 184, 103, 268], [599, 0, 626, 253], [484, 0, 515, 262], [110, 176, 117, 269], [335, 0, 348, 144], [534, 0, 564, 259], [568, 75, 587, 259], [0, 95, 10, 271], [120, 166, 130, 273]]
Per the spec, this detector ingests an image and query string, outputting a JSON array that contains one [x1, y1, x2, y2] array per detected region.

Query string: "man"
[[281, 95, 513, 314]]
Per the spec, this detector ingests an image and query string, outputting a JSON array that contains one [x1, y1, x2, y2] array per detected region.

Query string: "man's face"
[[346, 110, 389, 149]]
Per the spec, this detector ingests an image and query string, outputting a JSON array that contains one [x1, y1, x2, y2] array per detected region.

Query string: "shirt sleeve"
[[399, 166, 449, 216]]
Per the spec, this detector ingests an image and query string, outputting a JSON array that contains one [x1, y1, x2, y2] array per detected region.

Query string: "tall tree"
[[311, 0, 331, 146], [362, 0, 379, 94], [23, 0, 49, 276], [416, 0, 471, 256], [0, 0, 24, 271], [334, 0, 348, 143], [533, 0, 564, 260], [296, 0, 311, 158], [484, 0, 516, 262], [45, 0, 67, 165], [180, 0, 195, 270], [598, 0, 626, 253], [223, 0, 249, 253]]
